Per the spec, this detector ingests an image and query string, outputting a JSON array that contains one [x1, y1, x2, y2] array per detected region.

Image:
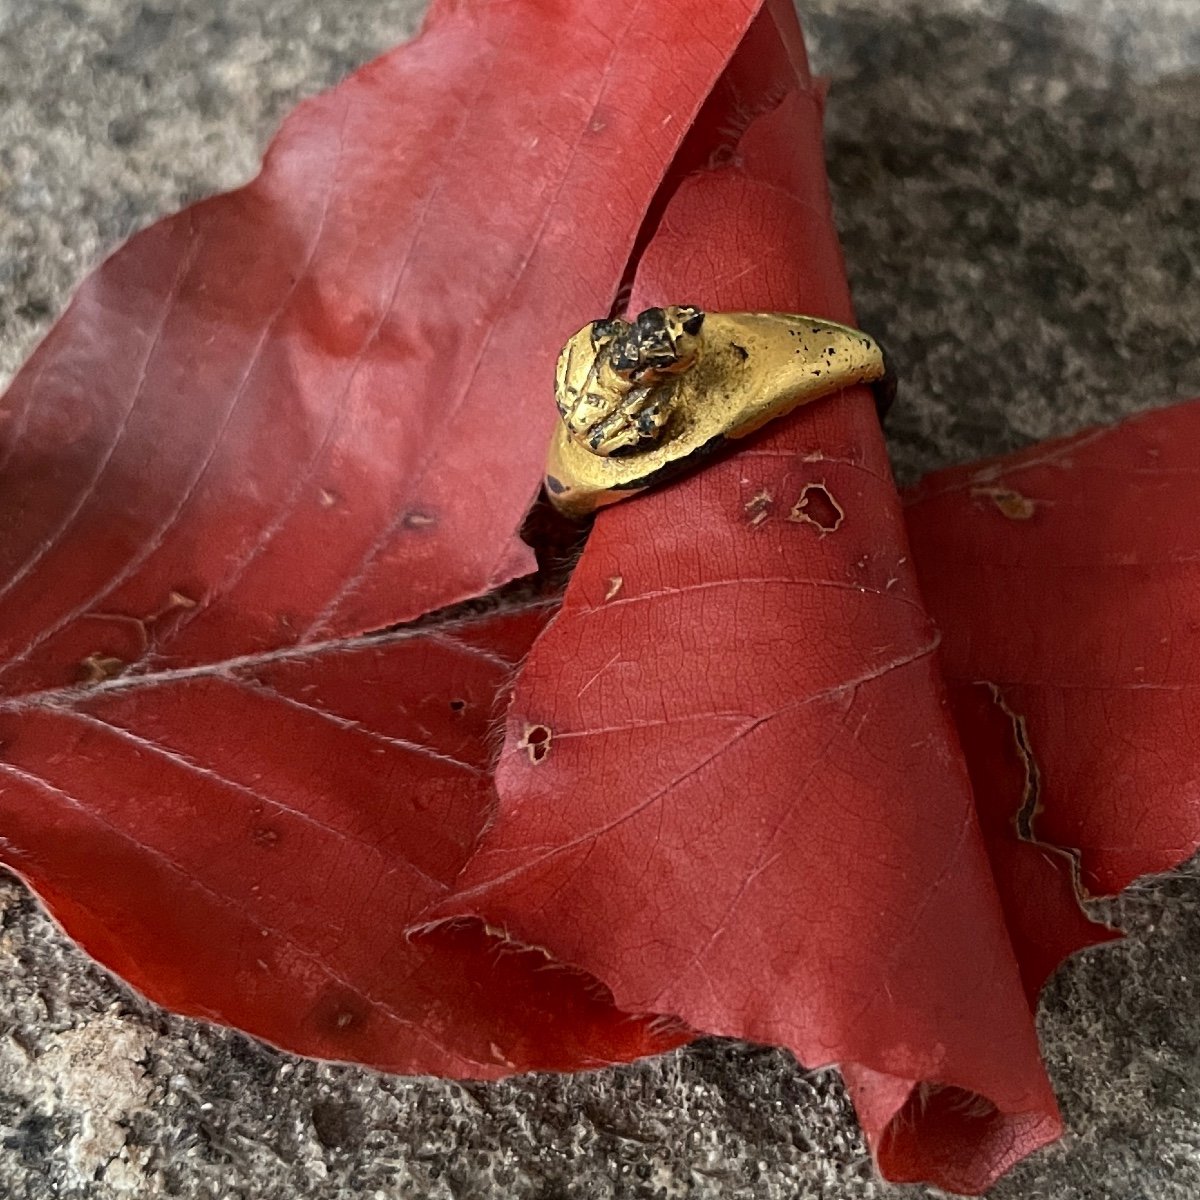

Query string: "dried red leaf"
[[0, 604, 689, 1073], [0, 0, 760, 696], [443, 3, 1059, 1192], [7, 0, 1191, 1189], [907, 401, 1200, 910], [0, 0, 771, 1074]]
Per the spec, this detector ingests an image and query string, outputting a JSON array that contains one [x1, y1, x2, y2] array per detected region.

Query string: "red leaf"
[[906, 401, 1200, 904], [0, 0, 760, 696], [443, 3, 1059, 1192], [0, 0, 769, 1074], [0, 603, 685, 1074]]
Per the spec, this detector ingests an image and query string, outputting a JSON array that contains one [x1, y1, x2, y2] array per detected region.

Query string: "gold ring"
[[545, 306, 891, 518]]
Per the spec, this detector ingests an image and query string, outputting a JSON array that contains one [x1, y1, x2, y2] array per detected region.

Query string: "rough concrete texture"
[[1, 0, 1199, 1196]]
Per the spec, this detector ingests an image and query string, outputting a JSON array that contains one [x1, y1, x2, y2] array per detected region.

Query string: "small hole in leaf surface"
[[520, 724, 552, 763], [788, 482, 844, 534]]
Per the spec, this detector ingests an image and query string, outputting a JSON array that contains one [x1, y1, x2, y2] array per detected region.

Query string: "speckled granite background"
[[1, 1, 1199, 1196]]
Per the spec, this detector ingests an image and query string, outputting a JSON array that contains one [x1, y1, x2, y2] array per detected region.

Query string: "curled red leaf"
[[442, 3, 1060, 1192]]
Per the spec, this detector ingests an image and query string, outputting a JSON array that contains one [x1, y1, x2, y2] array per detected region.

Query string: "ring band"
[[545, 306, 890, 518]]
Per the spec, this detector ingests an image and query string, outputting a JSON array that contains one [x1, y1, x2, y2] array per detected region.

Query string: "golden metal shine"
[[545, 307, 887, 518]]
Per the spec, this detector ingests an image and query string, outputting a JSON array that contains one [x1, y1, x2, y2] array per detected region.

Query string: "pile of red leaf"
[[1, 0, 1197, 1192]]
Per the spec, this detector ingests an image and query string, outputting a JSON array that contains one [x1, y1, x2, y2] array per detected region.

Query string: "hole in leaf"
[[788, 482, 844, 534], [519, 724, 552, 764]]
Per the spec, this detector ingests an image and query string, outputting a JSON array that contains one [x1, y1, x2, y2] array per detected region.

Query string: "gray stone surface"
[[1, 0, 1199, 1196]]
